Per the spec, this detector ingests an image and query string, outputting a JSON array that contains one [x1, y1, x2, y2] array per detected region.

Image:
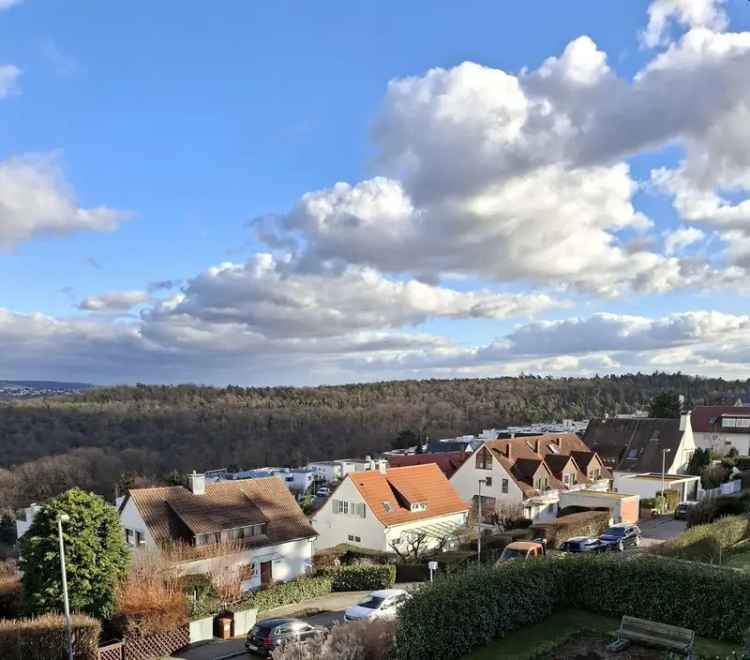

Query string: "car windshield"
[[357, 596, 386, 609], [501, 548, 526, 560], [603, 527, 627, 537]]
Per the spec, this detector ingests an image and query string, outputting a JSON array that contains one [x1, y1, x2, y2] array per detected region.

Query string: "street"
[[637, 515, 686, 548]]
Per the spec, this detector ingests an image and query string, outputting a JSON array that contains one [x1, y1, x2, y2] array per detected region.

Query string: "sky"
[[1, 0, 750, 386]]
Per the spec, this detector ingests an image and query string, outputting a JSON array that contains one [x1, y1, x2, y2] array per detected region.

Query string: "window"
[[563, 473, 571, 487], [484, 477, 492, 487], [135, 530, 144, 546], [124, 528, 134, 545], [501, 479, 509, 494], [410, 502, 427, 512], [475, 448, 492, 470], [333, 500, 365, 517], [383, 502, 392, 512]]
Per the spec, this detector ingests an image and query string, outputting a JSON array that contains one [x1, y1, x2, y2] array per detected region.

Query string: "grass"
[[723, 549, 750, 571], [465, 610, 742, 659]]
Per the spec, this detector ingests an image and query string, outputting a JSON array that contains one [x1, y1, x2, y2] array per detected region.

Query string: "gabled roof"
[[349, 464, 469, 527], [692, 406, 750, 433], [386, 451, 469, 479], [583, 418, 684, 474], [426, 440, 472, 453], [486, 432, 590, 461], [124, 476, 316, 547]]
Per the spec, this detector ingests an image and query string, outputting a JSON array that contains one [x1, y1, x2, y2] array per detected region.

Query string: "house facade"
[[306, 457, 388, 484], [311, 463, 469, 553], [450, 433, 609, 523], [118, 472, 317, 591], [692, 405, 750, 455]]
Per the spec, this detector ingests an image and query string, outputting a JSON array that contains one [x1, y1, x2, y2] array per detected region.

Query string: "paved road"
[[638, 515, 686, 548]]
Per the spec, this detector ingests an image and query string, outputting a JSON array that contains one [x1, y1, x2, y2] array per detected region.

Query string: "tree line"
[[1, 372, 748, 510]]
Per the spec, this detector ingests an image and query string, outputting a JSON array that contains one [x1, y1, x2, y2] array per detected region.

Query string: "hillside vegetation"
[[1, 373, 748, 510]]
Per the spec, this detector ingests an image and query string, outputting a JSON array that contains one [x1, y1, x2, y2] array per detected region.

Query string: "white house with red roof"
[[311, 463, 470, 553], [692, 405, 750, 455]]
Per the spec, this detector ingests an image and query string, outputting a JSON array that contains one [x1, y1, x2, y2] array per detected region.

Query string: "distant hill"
[[0, 372, 748, 510], [0, 380, 93, 400]]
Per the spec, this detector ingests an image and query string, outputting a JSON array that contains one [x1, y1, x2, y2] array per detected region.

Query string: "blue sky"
[[1, 0, 750, 385]]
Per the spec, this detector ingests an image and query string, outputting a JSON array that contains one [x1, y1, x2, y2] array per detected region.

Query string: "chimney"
[[378, 461, 387, 475], [188, 470, 206, 495], [506, 444, 512, 459]]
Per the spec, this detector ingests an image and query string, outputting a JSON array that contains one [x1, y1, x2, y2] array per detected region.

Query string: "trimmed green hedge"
[[0, 614, 100, 660], [230, 575, 333, 614], [320, 564, 396, 591], [656, 514, 750, 562], [395, 555, 750, 659]]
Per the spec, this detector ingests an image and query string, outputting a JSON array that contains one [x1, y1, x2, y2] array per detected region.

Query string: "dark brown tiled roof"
[[126, 477, 316, 547], [692, 406, 750, 433], [386, 451, 469, 478], [583, 418, 683, 473], [349, 464, 469, 527]]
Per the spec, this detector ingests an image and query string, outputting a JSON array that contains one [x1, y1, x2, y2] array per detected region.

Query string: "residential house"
[[227, 467, 315, 494], [583, 415, 698, 499], [311, 464, 469, 553], [692, 405, 750, 455], [118, 472, 317, 591], [450, 433, 609, 522], [306, 457, 388, 485], [386, 451, 469, 479]]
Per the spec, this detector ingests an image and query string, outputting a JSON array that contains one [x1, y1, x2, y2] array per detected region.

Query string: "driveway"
[[638, 515, 686, 548]]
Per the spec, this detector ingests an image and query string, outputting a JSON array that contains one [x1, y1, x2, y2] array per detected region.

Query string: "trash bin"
[[216, 615, 233, 639]]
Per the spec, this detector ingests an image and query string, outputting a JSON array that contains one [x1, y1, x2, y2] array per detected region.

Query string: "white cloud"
[[642, 0, 728, 47], [0, 154, 130, 250], [150, 253, 565, 338], [78, 291, 150, 312], [0, 64, 21, 98], [664, 226, 705, 255], [0, 0, 21, 10]]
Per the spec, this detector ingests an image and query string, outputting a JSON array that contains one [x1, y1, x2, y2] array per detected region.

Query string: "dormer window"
[[410, 502, 428, 512]]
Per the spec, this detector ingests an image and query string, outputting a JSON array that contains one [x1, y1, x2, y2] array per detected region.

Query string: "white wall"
[[695, 431, 750, 456], [384, 511, 468, 553], [613, 472, 698, 500], [119, 497, 156, 549], [450, 444, 525, 509], [670, 415, 697, 473], [311, 478, 386, 551]]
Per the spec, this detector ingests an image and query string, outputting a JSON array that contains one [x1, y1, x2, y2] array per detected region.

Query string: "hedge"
[[0, 614, 101, 660], [531, 511, 610, 548], [655, 514, 750, 562], [688, 495, 750, 527], [230, 574, 333, 614], [320, 564, 396, 591], [395, 555, 750, 659]]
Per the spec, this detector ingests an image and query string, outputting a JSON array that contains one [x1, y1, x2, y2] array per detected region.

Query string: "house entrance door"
[[260, 560, 273, 587]]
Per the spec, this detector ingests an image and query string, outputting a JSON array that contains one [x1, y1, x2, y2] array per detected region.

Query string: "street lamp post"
[[57, 514, 73, 660], [661, 449, 672, 513], [477, 478, 487, 566]]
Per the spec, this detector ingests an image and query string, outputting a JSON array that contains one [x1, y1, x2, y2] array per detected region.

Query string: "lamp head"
[[58, 513, 70, 523]]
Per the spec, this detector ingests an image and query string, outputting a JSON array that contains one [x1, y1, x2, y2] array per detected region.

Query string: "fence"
[[98, 625, 189, 660], [701, 479, 742, 499], [98, 641, 124, 660]]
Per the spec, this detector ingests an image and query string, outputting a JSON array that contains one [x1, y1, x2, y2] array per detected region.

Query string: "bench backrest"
[[621, 615, 695, 647]]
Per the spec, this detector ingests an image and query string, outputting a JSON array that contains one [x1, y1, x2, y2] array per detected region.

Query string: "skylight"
[[383, 502, 392, 512]]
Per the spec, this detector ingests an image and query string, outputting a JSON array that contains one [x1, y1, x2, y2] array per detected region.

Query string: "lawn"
[[465, 609, 741, 659], [724, 550, 750, 571]]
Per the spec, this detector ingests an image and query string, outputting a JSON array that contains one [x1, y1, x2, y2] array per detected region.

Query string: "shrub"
[[320, 564, 396, 591], [181, 573, 219, 619], [640, 497, 657, 510], [655, 515, 750, 562], [231, 575, 333, 614], [0, 573, 21, 618], [531, 511, 610, 548], [394, 555, 750, 658], [112, 550, 188, 637], [0, 614, 100, 660], [272, 619, 396, 660], [687, 496, 750, 527], [735, 456, 750, 472]]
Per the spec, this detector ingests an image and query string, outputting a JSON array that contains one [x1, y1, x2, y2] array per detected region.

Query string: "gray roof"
[[582, 418, 684, 474]]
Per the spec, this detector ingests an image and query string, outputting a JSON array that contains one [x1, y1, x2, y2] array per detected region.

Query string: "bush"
[[0, 614, 100, 660], [231, 575, 333, 614], [181, 573, 219, 619], [531, 511, 610, 548], [0, 574, 21, 618], [466, 528, 534, 553], [640, 497, 657, 510], [394, 555, 750, 658], [656, 489, 681, 511], [272, 619, 396, 659], [687, 496, 750, 527], [655, 515, 750, 562], [735, 456, 750, 471], [320, 564, 396, 591]]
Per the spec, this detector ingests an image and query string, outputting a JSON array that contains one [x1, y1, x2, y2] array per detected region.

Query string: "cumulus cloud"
[[664, 226, 705, 255], [149, 254, 565, 338], [0, 154, 130, 250], [78, 291, 150, 312], [0, 64, 21, 98], [642, 0, 727, 47]]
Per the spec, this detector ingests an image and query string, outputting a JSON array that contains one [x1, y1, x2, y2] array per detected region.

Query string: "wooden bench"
[[611, 615, 695, 657]]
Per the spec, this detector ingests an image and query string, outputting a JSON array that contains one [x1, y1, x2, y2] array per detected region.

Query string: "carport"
[[558, 489, 640, 524]]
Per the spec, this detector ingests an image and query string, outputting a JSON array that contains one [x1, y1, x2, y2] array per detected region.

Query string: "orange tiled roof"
[[349, 464, 469, 527]]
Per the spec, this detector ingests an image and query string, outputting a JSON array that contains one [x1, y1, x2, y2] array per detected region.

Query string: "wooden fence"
[[98, 625, 189, 660]]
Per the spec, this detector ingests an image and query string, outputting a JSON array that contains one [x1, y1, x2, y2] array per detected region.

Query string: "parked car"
[[599, 524, 641, 551], [495, 540, 546, 564], [315, 487, 331, 498], [674, 501, 699, 520], [246, 618, 326, 657], [559, 536, 608, 553], [344, 589, 411, 622]]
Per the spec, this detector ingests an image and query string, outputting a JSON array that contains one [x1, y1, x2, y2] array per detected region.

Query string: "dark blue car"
[[599, 524, 641, 551]]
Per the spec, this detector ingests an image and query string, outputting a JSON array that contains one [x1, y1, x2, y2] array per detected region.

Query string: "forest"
[[1, 372, 748, 511]]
